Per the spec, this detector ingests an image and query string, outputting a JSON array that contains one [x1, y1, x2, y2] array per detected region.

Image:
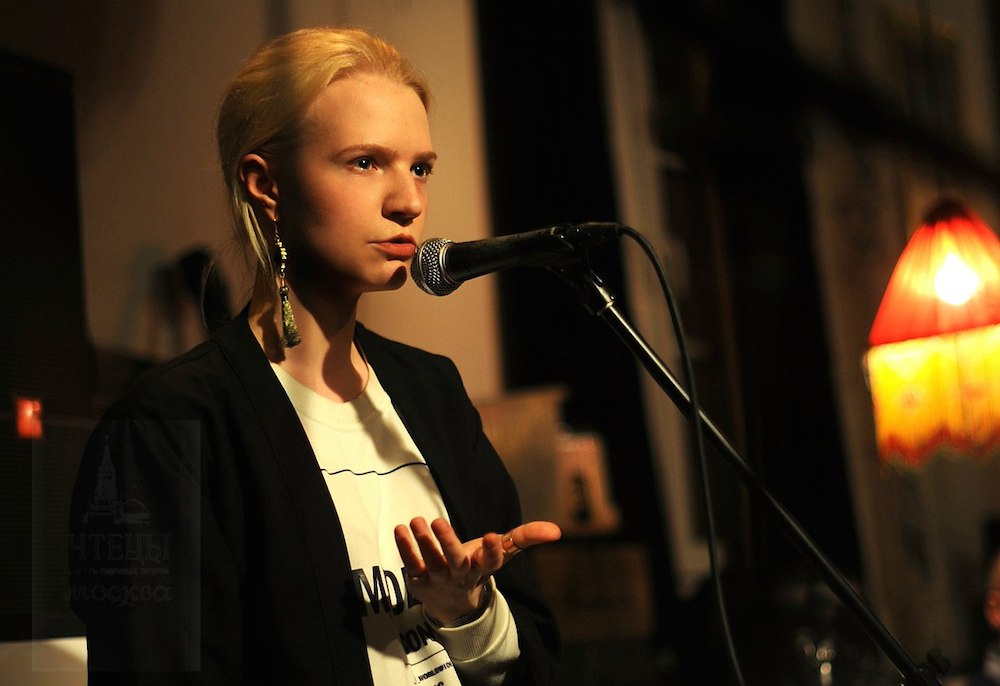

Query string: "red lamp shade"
[[869, 200, 1000, 345], [865, 200, 1000, 468]]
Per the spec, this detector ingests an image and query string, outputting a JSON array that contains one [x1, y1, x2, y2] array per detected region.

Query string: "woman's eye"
[[412, 162, 433, 178], [352, 157, 375, 170]]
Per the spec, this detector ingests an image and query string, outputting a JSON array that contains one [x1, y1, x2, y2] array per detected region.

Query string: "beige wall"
[[1, 0, 501, 401]]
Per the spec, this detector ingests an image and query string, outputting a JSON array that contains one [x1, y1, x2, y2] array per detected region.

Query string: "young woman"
[[70, 27, 560, 685]]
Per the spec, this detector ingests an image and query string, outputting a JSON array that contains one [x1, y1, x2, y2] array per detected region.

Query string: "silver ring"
[[501, 532, 522, 556]]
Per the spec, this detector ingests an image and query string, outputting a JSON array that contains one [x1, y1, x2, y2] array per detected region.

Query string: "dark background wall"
[[474, 0, 678, 651], [475, 1, 863, 681], [0, 50, 92, 639]]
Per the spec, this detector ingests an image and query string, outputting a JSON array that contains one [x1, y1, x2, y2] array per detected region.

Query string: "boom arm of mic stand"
[[552, 264, 945, 685]]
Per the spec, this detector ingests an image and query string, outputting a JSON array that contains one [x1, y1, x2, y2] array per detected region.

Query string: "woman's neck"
[[249, 272, 368, 403]]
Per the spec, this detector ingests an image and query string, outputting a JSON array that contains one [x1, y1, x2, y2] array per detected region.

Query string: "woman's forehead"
[[301, 73, 431, 145]]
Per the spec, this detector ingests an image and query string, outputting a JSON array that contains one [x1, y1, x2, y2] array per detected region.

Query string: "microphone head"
[[410, 238, 459, 296]]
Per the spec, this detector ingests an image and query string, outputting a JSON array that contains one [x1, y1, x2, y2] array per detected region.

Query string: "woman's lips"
[[373, 238, 417, 259]]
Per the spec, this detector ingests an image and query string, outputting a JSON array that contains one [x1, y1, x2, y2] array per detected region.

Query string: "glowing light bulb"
[[934, 253, 980, 305]]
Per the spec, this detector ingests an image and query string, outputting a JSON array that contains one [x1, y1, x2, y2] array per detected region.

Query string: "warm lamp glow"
[[934, 253, 980, 305], [868, 199, 1000, 347], [866, 326, 1000, 467], [867, 199, 1000, 468]]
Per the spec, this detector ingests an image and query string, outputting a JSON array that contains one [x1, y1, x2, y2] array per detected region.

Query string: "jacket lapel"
[[214, 315, 373, 686]]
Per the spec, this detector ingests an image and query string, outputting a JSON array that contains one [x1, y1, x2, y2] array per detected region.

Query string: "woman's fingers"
[[394, 524, 426, 578], [431, 518, 473, 571], [479, 531, 505, 571], [408, 518, 438, 562], [395, 518, 562, 584]]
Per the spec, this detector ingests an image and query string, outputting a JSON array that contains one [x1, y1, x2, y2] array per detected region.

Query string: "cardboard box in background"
[[477, 386, 621, 535]]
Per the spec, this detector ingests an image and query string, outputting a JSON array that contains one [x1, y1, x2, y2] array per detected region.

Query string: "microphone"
[[410, 222, 623, 296]]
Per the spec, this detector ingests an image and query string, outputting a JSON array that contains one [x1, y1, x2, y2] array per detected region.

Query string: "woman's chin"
[[362, 270, 408, 295], [385, 267, 410, 291]]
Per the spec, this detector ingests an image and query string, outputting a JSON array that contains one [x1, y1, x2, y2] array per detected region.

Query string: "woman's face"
[[278, 72, 435, 301]]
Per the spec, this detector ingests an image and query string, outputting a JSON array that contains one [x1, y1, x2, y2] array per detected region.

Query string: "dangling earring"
[[273, 223, 301, 348]]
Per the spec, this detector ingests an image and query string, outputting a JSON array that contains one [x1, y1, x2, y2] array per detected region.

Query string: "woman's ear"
[[238, 153, 280, 221]]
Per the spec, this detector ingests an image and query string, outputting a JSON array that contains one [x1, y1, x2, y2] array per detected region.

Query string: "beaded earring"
[[273, 224, 301, 348]]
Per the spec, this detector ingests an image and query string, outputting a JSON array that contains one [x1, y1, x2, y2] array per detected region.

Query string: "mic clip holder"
[[547, 258, 948, 686]]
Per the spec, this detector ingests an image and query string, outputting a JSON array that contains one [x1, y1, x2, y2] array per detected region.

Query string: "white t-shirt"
[[271, 362, 518, 685]]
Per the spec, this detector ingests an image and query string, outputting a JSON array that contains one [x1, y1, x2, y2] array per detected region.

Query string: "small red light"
[[16, 397, 43, 439]]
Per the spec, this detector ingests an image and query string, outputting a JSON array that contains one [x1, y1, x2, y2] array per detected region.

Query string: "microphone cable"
[[619, 225, 747, 686]]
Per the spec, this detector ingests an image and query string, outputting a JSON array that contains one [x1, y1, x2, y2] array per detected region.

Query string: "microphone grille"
[[410, 238, 459, 296]]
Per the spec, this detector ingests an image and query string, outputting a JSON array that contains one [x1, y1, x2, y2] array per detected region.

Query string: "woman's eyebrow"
[[337, 143, 437, 161]]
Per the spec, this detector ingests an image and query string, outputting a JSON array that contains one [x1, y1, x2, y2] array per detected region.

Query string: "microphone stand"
[[549, 262, 946, 686]]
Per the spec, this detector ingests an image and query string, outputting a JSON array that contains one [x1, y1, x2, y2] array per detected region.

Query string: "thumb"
[[503, 521, 561, 556]]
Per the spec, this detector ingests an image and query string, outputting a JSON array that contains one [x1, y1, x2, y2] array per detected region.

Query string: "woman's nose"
[[383, 173, 425, 226]]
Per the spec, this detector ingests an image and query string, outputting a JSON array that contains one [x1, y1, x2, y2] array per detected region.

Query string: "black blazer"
[[69, 314, 558, 685]]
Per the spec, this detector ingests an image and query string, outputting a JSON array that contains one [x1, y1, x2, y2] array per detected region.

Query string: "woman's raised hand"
[[393, 517, 561, 626]]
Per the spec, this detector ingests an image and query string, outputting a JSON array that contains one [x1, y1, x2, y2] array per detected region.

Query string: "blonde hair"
[[216, 27, 429, 292]]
